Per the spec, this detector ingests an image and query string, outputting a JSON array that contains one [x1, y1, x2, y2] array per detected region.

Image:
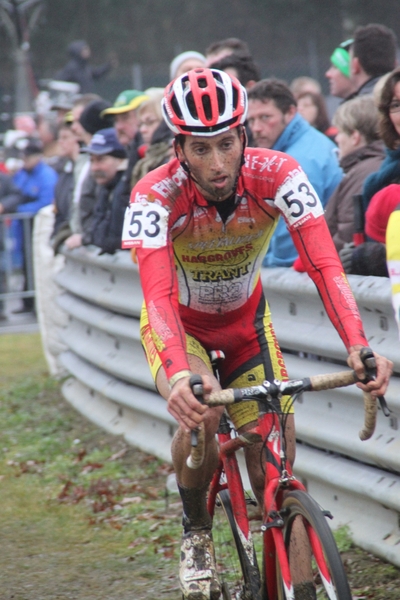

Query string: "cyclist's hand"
[[348, 345, 393, 396], [167, 374, 214, 432]]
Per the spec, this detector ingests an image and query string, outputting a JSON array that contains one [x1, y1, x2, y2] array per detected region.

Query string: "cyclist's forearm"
[[292, 216, 368, 350]]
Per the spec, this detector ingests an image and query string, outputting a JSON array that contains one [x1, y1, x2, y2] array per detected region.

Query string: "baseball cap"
[[101, 90, 149, 115], [81, 128, 127, 158], [15, 136, 44, 156], [330, 39, 353, 78]]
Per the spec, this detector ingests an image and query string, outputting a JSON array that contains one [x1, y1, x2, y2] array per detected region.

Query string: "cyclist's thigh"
[[140, 302, 215, 399], [219, 294, 293, 431]]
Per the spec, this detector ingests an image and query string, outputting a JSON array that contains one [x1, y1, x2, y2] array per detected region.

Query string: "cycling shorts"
[[140, 281, 293, 430]]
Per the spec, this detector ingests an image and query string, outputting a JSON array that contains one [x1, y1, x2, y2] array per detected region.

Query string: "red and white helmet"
[[162, 68, 248, 136]]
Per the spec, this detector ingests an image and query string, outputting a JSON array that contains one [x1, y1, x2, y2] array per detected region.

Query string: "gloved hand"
[[339, 242, 355, 273]]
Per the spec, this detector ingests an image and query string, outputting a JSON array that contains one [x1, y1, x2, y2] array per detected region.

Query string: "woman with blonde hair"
[[131, 88, 173, 187], [324, 95, 384, 251]]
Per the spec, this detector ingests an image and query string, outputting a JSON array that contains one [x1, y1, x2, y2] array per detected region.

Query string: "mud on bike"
[[186, 347, 389, 600]]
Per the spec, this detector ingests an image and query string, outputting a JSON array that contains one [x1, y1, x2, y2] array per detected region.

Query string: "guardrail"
[[33, 206, 400, 567]]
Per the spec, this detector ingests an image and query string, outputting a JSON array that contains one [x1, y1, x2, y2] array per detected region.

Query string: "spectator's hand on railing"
[[65, 233, 82, 249]]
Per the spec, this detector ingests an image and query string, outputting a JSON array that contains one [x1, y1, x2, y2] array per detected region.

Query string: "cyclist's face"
[[247, 99, 294, 148], [177, 129, 243, 202]]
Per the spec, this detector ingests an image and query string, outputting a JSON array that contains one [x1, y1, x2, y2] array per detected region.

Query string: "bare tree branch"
[[0, 6, 18, 47]]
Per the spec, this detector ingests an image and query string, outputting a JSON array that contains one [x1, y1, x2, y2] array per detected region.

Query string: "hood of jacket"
[[68, 40, 89, 63], [340, 140, 385, 173]]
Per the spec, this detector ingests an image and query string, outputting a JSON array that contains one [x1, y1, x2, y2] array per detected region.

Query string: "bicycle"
[[186, 347, 389, 600]]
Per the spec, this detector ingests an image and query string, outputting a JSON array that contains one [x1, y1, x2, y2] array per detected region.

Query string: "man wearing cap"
[[13, 137, 58, 313], [102, 89, 149, 207], [81, 127, 128, 254], [326, 39, 357, 100]]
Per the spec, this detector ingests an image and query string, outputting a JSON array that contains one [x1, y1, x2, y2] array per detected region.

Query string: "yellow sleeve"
[[386, 206, 400, 336]]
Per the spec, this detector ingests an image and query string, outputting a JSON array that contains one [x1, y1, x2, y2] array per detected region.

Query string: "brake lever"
[[359, 347, 390, 417]]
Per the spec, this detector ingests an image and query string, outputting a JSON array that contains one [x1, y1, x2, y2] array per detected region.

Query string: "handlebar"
[[185, 348, 390, 469]]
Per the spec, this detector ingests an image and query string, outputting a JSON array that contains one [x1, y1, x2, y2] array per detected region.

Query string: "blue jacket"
[[263, 113, 343, 267], [13, 161, 58, 214]]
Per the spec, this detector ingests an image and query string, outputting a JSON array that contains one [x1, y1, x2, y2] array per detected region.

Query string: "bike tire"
[[212, 488, 261, 600], [278, 490, 352, 600]]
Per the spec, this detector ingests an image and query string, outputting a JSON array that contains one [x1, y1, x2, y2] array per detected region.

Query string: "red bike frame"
[[207, 408, 335, 600]]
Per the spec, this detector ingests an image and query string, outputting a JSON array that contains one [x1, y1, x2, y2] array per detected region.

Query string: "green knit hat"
[[330, 39, 353, 78]]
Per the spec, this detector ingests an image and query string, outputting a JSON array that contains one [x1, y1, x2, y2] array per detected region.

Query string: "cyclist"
[[123, 68, 393, 600]]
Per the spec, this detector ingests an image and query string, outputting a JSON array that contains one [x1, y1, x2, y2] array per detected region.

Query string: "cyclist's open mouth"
[[211, 176, 228, 188]]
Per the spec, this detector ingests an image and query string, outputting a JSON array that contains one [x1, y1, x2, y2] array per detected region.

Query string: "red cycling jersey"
[[123, 148, 368, 381]]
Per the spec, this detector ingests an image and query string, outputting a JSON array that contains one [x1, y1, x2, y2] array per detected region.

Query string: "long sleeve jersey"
[[123, 148, 368, 381]]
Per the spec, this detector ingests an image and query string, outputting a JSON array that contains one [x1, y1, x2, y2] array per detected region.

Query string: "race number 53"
[[122, 202, 169, 249], [277, 172, 323, 226]]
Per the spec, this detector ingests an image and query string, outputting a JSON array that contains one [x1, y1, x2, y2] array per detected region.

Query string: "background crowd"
[[0, 24, 399, 333]]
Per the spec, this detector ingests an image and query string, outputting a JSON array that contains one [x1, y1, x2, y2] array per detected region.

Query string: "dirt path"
[[1, 333, 400, 599]]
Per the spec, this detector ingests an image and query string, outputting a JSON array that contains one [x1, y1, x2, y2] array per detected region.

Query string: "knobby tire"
[[212, 488, 262, 600], [278, 490, 352, 600]]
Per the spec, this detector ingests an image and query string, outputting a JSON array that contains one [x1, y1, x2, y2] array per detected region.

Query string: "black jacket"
[[90, 169, 128, 254], [56, 40, 111, 93]]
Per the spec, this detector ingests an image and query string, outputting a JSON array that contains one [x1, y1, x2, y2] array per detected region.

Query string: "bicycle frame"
[[207, 407, 335, 600]]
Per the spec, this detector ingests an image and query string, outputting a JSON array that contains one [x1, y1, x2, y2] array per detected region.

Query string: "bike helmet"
[[162, 68, 248, 136]]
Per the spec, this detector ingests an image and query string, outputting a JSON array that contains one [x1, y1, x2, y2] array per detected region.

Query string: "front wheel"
[[212, 489, 261, 599], [279, 490, 352, 600]]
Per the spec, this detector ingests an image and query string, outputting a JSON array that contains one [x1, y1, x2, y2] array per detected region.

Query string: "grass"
[[0, 332, 181, 599], [1, 332, 400, 599]]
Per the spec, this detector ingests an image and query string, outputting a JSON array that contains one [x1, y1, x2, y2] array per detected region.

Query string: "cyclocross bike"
[[187, 347, 389, 600]]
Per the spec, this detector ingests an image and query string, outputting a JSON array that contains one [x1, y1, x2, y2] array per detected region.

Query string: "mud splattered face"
[[176, 129, 243, 202]]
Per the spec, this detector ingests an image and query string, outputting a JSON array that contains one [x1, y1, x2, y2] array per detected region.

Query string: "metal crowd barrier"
[[33, 206, 400, 566], [0, 211, 35, 306]]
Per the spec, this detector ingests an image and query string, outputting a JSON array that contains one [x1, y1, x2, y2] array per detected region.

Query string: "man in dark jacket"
[[56, 40, 114, 93], [81, 128, 128, 254]]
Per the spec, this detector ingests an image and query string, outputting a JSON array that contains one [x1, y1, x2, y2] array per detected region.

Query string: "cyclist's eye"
[[389, 100, 400, 113]]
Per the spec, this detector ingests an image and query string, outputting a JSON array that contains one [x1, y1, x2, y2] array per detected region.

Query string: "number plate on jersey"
[[122, 202, 169, 249]]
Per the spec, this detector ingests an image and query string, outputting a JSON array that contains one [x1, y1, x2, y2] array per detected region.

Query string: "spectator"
[[340, 184, 400, 276], [207, 57, 260, 145], [101, 89, 149, 207], [37, 114, 65, 172], [386, 201, 400, 337], [362, 67, 400, 209], [247, 78, 342, 267], [208, 53, 260, 90], [66, 97, 114, 250], [131, 89, 173, 188], [169, 51, 206, 80], [325, 39, 357, 100], [0, 173, 24, 321], [55, 40, 115, 93], [348, 24, 397, 100], [325, 96, 384, 252], [205, 37, 251, 66], [296, 91, 337, 141], [51, 120, 81, 253], [290, 76, 321, 100], [12, 136, 58, 313], [81, 128, 128, 254]]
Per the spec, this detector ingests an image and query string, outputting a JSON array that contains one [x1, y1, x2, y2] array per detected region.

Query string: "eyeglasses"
[[139, 118, 159, 128], [389, 100, 400, 113]]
